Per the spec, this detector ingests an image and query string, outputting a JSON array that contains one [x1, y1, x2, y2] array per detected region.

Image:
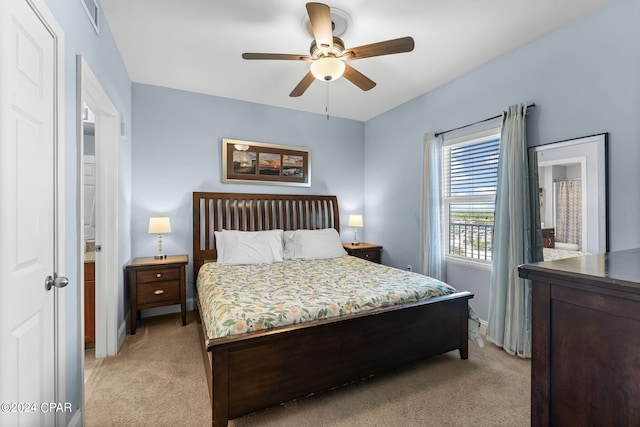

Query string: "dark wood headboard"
[[192, 192, 340, 281]]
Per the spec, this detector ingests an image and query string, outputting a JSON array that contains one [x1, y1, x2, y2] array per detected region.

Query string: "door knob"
[[45, 274, 69, 291]]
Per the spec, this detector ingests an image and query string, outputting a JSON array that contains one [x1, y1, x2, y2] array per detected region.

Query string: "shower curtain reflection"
[[555, 179, 582, 249]]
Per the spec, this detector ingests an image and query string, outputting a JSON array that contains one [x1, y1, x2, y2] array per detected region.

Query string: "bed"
[[543, 246, 590, 261], [192, 192, 474, 426]]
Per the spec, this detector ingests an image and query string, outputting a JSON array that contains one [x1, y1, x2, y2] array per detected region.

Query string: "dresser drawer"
[[137, 268, 179, 284], [137, 281, 180, 305]]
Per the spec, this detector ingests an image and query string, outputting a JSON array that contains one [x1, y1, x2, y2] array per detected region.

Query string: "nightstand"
[[343, 243, 383, 264], [126, 254, 188, 334]]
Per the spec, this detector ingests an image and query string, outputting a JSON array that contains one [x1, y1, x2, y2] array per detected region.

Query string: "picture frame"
[[222, 139, 311, 187]]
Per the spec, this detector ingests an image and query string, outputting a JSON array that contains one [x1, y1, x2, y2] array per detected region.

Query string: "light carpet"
[[85, 312, 530, 426]]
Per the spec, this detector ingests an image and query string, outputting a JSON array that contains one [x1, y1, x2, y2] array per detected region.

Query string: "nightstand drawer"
[[137, 268, 179, 283], [355, 249, 380, 262], [343, 243, 383, 264], [137, 281, 180, 305]]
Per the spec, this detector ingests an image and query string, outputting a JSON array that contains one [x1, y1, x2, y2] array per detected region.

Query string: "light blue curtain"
[[486, 104, 533, 358], [421, 132, 446, 281]]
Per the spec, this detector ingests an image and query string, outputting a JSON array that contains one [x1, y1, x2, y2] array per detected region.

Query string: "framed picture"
[[222, 139, 311, 186]]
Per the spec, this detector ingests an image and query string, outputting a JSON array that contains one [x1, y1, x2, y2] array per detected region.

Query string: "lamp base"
[[154, 254, 167, 260], [351, 242, 360, 246]]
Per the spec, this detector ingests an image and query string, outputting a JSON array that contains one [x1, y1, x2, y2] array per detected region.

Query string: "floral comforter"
[[196, 256, 458, 339]]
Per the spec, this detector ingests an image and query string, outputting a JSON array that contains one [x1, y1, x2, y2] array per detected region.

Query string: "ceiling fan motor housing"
[[310, 36, 346, 59]]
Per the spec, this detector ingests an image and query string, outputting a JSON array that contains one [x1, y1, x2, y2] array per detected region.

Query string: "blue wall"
[[131, 84, 365, 292], [43, 0, 132, 421], [364, 0, 640, 320]]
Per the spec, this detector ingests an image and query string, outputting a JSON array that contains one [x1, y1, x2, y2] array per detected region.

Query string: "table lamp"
[[148, 217, 171, 259], [348, 214, 363, 246]]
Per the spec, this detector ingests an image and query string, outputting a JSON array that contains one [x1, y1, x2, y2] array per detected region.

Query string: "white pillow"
[[215, 229, 284, 265], [289, 228, 347, 260]]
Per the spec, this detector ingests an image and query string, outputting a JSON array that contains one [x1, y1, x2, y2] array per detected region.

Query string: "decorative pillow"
[[289, 228, 347, 260], [215, 229, 284, 265]]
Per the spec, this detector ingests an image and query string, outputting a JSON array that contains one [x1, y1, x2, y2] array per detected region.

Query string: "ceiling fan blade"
[[342, 64, 376, 91], [306, 2, 333, 52], [242, 53, 311, 62], [343, 36, 415, 61], [290, 71, 316, 97]]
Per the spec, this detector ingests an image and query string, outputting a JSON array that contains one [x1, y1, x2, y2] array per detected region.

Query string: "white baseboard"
[[479, 319, 488, 337], [68, 408, 82, 427], [117, 317, 127, 350]]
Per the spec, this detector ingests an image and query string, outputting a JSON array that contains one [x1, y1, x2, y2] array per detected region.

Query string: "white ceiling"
[[101, 0, 607, 121]]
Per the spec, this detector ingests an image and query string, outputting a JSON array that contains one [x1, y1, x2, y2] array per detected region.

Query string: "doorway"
[[77, 56, 120, 387], [82, 106, 98, 386]]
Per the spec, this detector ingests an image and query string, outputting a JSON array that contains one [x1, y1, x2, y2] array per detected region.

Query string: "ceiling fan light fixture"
[[310, 56, 345, 81]]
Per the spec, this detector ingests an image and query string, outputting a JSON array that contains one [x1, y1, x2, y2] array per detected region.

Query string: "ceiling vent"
[[81, 0, 100, 33]]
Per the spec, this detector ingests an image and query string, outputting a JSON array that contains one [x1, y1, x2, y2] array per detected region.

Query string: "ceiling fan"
[[242, 2, 415, 97]]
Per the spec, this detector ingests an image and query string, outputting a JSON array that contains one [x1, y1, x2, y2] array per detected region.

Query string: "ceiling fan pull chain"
[[326, 81, 330, 120]]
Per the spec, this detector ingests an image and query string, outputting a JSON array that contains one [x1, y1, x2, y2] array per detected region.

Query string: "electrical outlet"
[[406, 265, 412, 272]]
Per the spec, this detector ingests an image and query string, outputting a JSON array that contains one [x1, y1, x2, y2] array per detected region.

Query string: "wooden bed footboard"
[[196, 291, 472, 426]]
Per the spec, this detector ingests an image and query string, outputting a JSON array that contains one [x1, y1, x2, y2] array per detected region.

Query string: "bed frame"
[[192, 192, 473, 426]]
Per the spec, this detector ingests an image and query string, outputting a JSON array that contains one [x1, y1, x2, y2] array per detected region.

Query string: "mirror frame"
[[529, 133, 608, 254]]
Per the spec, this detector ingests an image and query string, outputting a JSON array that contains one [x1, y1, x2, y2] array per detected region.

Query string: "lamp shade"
[[348, 214, 363, 228], [148, 217, 171, 234], [310, 57, 345, 81]]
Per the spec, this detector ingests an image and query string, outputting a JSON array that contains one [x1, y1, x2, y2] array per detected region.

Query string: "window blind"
[[444, 137, 500, 198]]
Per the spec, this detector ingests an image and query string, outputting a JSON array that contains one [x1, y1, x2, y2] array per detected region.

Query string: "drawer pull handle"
[[365, 254, 369, 258], [156, 273, 162, 278], [154, 290, 165, 295]]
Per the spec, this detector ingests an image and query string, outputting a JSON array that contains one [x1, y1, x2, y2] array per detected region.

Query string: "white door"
[[0, 0, 65, 425]]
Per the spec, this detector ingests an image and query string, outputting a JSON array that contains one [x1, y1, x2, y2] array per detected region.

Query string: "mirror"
[[530, 133, 607, 259]]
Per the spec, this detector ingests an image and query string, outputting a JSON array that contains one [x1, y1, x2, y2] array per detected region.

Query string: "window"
[[442, 128, 500, 262]]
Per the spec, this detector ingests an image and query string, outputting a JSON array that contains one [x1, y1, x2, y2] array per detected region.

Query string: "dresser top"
[[519, 248, 640, 290]]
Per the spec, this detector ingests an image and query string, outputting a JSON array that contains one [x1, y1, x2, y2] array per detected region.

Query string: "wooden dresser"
[[518, 248, 640, 426], [541, 228, 555, 248]]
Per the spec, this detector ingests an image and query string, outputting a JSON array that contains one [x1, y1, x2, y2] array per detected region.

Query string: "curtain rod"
[[434, 103, 536, 137]]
